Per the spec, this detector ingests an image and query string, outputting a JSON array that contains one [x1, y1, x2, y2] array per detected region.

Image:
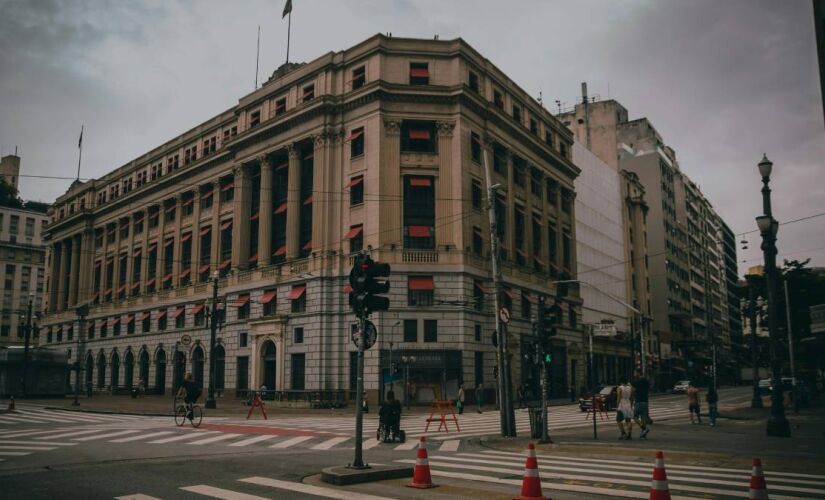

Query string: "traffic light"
[[537, 297, 559, 339], [349, 254, 391, 317], [544, 353, 552, 364]]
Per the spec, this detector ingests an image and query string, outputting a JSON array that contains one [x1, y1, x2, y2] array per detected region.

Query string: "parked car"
[[579, 385, 617, 412], [672, 380, 691, 394]]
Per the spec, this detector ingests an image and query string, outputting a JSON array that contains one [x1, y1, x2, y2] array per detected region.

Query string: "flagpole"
[[286, 11, 291, 64], [255, 25, 261, 89], [76, 125, 83, 181]]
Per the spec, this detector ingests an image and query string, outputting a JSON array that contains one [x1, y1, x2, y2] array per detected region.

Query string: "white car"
[[672, 380, 691, 393]]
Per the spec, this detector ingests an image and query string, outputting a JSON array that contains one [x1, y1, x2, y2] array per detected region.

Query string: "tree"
[[0, 178, 23, 209]]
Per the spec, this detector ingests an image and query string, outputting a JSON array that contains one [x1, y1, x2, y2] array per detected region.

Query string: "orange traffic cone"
[[7, 396, 14, 411], [407, 436, 437, 489], [649, 451, 671, 500], [748, 458, 769, 499], [514, 443, 550, 500]]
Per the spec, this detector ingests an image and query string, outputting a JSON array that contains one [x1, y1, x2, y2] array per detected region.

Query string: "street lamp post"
[[746, 275, 763, 408], [756, 154, 790, 437], [401, 355, 416, 409], [205, 270, 220, 409], [21, 293, 34, 397]]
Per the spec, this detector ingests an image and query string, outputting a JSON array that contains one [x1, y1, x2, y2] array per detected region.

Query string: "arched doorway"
[[214, 345, 225, 392], [111, 351, 120, 390], [85, 353, 94, 389], [124, 351, 134, 389], [139, 350, 149, 387], [192, 346, 204, 388], [155, 349, 166, 395], [261, 341, 277, 389], [173, 351, 186, 389], [97, 352, 106, 389]]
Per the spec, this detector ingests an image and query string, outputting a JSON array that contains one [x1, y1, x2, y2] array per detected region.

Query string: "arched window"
[[97, 352, 107, 389], [155, 348, 167, 394], [192, 346, 204, 388], [214, 345, 225, 390], [111, 351, 120, 389], [261, 341, 276, 389], [139, 350, 150, 387], [124, 351, 134, 389]]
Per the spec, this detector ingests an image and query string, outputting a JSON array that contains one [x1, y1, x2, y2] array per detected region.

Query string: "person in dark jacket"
[[706, 386, 719, 427], [379, 390, 402, 440]]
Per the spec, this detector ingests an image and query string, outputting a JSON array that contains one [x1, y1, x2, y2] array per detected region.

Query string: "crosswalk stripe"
[[0, 451, 31, 456], [110, 431, 175, 443], [36, 429, 107, 440], [149, 432, 220, 444], [393, 439, 419, 451], [239, 476, 396, 499], [0, 440, 76, 446], [0, 445, 56, 450], [1, 429, 75, 438], [74, 430, 141, 441], [362, 438, 381, 450], [180, 485, 268, 500], [115, 494, 162, 500], [269, 435, 313, 448], [227, 435, 277, 447], [439, 440, 460, 452], [187, 433, 244, 446], [310, 436, 349, 450]]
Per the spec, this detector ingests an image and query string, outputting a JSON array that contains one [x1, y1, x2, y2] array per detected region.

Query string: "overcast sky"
[[1, 0, 823, 272]]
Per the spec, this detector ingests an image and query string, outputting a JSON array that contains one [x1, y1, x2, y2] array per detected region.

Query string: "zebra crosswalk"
[[0, 404, 159, 427], [395, 449, 825, 499]]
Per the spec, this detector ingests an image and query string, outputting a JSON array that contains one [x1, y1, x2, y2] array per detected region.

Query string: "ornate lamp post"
[[756, 154, 790, 437]]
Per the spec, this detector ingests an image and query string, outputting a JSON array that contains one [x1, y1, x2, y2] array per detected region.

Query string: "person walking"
[[706, 386, 718, 427], [616, 380, 634, 440], [632, 373, 651, 439], [687, 383, 702, 424], [475, 383, 484, 413], [516, 385, 525, 409], [456, 383, 465, 415]]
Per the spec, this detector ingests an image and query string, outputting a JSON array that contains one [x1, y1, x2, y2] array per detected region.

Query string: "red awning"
[[117, 284, 127, 294], [343, 284, 353, 293], [248, 253, 258, 263], [221, 182, 234, 191], [126, 314, 135, 324], [274, 203, 287, 214], [198, 263, 211, 273], [139, 311, 151, 321], [344, 225, 363, 239], [181, 233, 192, 243], [408, 276, 434, 291], [182, 198, 194, 207], [303, 195, 313, 205], [97, 319, 106, 327], [346, 130, 364, 142], [516, 248, 527, 258], [109, 317, 120, 327], [409, 177, 432, 187], [133, 248, 142, 257], [91, 292, 100, 302], [350, 176, 363, 187], [148, 242, 157, 252], [104, 289, 112, 296], [219, 259, 231, 270], [410, 67, 430, 78], [162, 273, 173, 283], [170, 307, 185, 319], [302, 240, 312, 250], [259, 290, 277, 304], [164, 238, 174, 247], [56, 325, 63, 333], [180, 268, 191, 279], [473, 227, 488, 240], [524, 292, 539, 304], [503, 288, 519, 300], [131, 281, 141, 290], [234, 294, 250, 307], [533, 256, 545, 266], [165, 205, 176, 214], [408, 225, 431, 238], [146, 278, 156, 287], [287, 285, 306, 300], [220, 220, 232, 231], [201, 190, 213, 200], [275, 162, 288, 171], [191, 304, 205, 315], [408, 129, 431, 140], [273, 245, 286, 257], [250, 211, 260, 221], [94, 261, 101, 268], [199, 226, 211, 236]]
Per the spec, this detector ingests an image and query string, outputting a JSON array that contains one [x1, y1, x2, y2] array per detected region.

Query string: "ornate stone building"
[[41, 35, 578, 403]]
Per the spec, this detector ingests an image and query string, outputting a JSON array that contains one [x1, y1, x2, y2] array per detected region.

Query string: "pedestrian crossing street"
[[395, 449, 825, 500]]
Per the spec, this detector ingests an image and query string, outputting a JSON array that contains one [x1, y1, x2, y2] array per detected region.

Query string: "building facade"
[[0, 205, 48, 348], [0, 154, 21, 191], [41, 35, 580, 403]]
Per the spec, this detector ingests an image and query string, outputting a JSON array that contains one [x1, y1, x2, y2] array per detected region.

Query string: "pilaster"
[[436, 121, 455, 248], [285, 144, 302, 260], [380, 119, 402, 248], [231, 165, 251, 268], [257, 155, 273, 266]]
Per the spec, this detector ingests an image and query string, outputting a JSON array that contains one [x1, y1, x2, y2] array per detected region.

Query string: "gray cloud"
[[1, 0, 822, 270]]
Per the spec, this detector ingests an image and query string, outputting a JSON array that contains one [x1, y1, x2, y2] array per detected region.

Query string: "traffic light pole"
[[482, 145, 516, 438], [351, 315, 367, 469]]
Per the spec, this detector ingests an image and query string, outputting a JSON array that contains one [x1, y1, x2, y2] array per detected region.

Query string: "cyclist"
[[176, 373, 201, 420]]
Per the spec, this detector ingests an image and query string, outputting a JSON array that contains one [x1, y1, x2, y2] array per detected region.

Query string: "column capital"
[[286, 143, 300, 159], [384, 119, 402, 136], [436, 121, 455, 137], [257, 153, 271, 168]]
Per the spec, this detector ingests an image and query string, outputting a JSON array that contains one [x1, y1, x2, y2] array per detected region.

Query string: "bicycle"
[[174, 399, 203, 428]]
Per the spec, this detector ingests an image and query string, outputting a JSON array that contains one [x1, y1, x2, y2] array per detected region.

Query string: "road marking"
[[0, 451, 31, 456], [227, 435, 277, 447], [393, 439, 419, 451], [187, 433, 244, 446], [36, 429, 108, 440], [110, 431, 175, 443], [362, 438, 381, 450], [0, 429, 75, 438], [439, 440, 460, 452], [115, 495, 162, 500], [148, 431, 219, 444], [240, 476, 396, 499], [0, 445, 56, 450], [74, 430, 142, 441], [0, 440, 76, 446], [269, 435, 313, 448], [310, 436, 349, 450], [180, 485, 268, 500]]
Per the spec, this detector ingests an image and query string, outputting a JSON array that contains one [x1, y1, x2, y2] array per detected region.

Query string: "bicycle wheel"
[[190, 405, 203, 427], [174, 405, 187, 427]]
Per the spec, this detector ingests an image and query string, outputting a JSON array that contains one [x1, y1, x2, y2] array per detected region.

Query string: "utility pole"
[[481, 144, 515, 437], [21, 293, 34, 397], [205, 271, 219, 409]]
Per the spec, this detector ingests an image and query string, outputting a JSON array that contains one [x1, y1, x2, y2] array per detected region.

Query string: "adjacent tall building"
[[40, 35, 581, 402], [560, 94, 734, 386]]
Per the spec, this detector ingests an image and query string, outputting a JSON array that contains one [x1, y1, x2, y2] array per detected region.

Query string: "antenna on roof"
[[555, 100, 562, 114], [538, 90, 543, 107]]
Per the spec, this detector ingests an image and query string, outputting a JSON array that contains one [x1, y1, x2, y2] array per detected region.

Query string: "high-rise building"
[[41, 35, 580, 402]]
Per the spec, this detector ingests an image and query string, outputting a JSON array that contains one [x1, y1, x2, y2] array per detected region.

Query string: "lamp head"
[[212, 270, 220, 280], [758, 154, 773, 179], [756, 215, 773, 235]]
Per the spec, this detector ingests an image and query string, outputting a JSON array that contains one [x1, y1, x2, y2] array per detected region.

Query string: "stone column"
[[504, 150, 514, 257], [56, 240, 69, 311], [156, 200, 168, 286], [310, 133, 326, 256], [191, 190, 202, 275], [125, 217, 135, 294], [381, 120, 402, 248], [211, 178, 221, 272], [171, 197, 182, 286], [540, 174, 549, 272], [257, 155, 273, 266], [139, 209, 150, 294], [436, 121, 456, 248], [48, 242, 60, 313], [525, 168, 538, 264], [231, 165, 251, 268], [67, 234, 81, 306], [285, 145, 302, 260], [112, 219, 123, 297]]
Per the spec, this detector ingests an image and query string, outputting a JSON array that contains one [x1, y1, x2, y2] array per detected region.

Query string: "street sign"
[[351, 320, 377, 350], [499, 307, 511, 324], [592, 323, 617, 337], [180, 334, 192, 346]]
